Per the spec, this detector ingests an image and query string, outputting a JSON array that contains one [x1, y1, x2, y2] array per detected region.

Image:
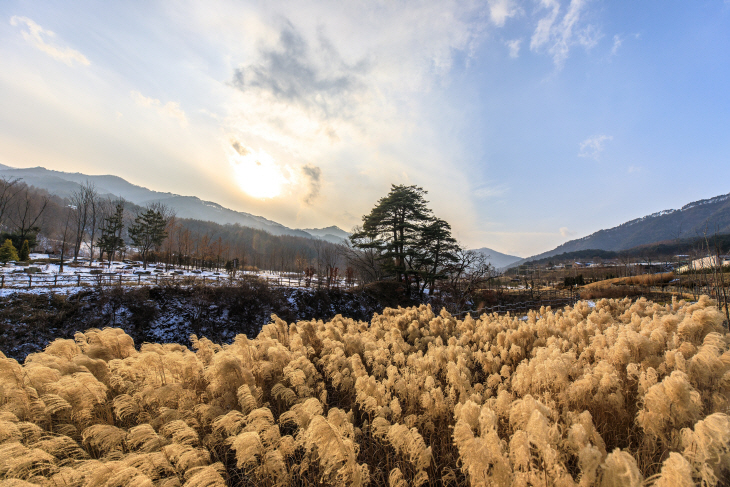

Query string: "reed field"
[[0, 296, 728, 486]]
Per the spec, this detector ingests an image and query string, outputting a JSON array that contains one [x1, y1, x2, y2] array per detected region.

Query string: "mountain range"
[[3, 164, 727, 266], [0, 164, 349, 242], [508, 192, 730, 267]]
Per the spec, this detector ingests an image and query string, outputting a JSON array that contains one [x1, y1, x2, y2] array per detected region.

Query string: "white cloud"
[[10, 16, 90, 66], [488, 0, 520, 27], [506, 39, 522, 58], [530, 0, 599, 68], [131, 91, 188, 127], [559, 226, 576, 237], [627, 165, 642, 173], [578, 134, 613, 160]]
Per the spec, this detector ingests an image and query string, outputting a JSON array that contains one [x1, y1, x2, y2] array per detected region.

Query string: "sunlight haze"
[[1, 1, 729, 257]]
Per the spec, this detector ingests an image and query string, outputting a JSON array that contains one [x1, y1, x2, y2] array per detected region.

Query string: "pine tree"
[[18, 239, 30, 261], [128, 207, 168, 269], [350, 185, 459, 293], [414, 217, 460, 295], [0, 239, 19, 262], [97, 203, 125, 267]]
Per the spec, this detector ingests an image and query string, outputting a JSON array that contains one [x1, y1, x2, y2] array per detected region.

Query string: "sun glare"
[[231, 148, 288, 199]]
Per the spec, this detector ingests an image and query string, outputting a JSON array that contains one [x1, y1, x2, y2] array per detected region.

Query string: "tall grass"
[[0, 296, 728, 486]]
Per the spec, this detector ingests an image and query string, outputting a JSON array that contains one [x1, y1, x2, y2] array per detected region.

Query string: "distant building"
[[677, 255, 730, 273]]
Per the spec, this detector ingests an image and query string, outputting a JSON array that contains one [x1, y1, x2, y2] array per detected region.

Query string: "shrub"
[[0, 239, 19, 263]]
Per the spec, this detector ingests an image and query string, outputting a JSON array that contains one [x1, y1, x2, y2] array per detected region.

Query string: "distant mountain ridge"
[[301, 226, 351, 244], [0, 164, 344, 241], [473, 247, 522, 269], [508, 191, 730, 268]]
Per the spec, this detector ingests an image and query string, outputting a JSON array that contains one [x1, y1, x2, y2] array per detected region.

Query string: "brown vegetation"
[[0, 297, 729, 486], [583, 272, 675, 290]]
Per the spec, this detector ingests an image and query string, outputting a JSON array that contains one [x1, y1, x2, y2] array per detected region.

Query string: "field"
[[0, 296, 729, 486]]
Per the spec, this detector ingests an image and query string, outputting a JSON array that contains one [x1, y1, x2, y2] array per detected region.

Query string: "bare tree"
[[441, 248, 496, 314], [319, 242, 341, 287], [7, 186, 48, 246], [340, 230, 385, 284], [87, 185, 101, 262], [69, 182, 98, 261], [58, 206, 73, 273], [0, 177, 21, 230]]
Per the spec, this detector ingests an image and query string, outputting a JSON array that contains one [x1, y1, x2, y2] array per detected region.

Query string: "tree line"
[[0, 178, 496, 305]]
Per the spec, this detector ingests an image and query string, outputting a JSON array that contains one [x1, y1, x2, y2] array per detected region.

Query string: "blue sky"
[[1, 1, 729, 256]]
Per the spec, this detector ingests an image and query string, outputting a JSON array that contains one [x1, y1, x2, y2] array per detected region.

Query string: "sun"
[[231, 148, 288, 199]]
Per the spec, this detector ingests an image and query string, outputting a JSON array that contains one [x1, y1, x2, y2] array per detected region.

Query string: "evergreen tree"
[[413, 217, 460, 295], [128, 207, 168, 269], [18, 239, 30, 261], [350, 185, 459, 293], [97, 203, 125, 267], [0, 239, 19, 262]]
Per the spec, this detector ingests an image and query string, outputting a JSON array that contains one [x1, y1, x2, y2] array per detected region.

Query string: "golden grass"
[[0, 296, 728, 486]]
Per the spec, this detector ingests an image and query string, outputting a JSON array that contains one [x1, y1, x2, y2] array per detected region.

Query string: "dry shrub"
[[0, 296, 729, 486]]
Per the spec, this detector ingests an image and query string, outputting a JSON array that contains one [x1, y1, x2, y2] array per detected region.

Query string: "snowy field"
[[0, 253, 355, 295]]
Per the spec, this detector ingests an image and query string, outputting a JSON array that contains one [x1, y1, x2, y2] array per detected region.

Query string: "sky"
[[1, 1, 729, 257]]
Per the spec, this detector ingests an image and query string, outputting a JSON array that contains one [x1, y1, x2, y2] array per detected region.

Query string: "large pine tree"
[[350, 184, 459, 293]]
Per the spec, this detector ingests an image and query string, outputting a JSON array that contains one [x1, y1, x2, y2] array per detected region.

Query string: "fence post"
[[78, 275, 81, 286], [54, 274, 57, 287], [28, 275, 32, 289], [1, 275, 4, 288]]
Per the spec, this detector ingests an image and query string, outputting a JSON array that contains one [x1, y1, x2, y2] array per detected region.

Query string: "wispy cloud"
[[131, 91, 188, 127], [559, 226, 576, 237], [506, 39, 522, 58], [578, 134, 613, 160], [10, 16, 90, 66], [231, 139, 250, 156], [474, 183, 509, 199], [301, 164, 322, 205], [232, 23, 367, 120], [530, 0, 600, 68], [611, 34, 623, 55]]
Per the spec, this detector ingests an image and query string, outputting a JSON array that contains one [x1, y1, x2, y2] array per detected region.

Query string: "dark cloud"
[[231, 140, 250, 156], [232, 23, 367, 118], [301, 164, 322, 204]]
